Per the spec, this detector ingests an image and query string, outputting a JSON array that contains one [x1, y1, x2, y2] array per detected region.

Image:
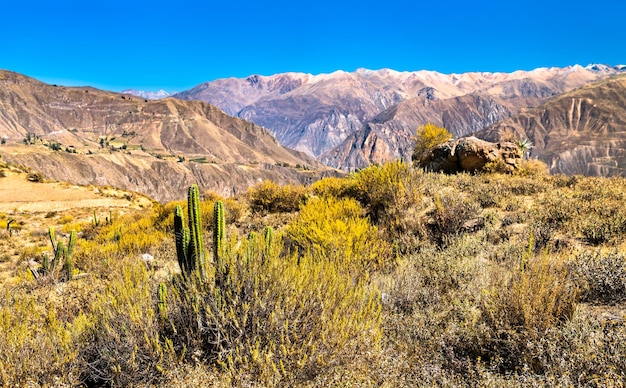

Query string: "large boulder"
[[417, 136, 522, 173]]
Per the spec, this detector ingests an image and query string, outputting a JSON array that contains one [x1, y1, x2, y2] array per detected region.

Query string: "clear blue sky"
[[2, 0, 625, 92]]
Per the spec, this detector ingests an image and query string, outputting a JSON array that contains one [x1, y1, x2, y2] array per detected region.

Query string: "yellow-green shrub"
[[347, 160, 423, 225], [0, 288, 89, 386], [58, 214, 74, 225], [412, 123, 452, 164], [247, 180, 309, 213], [311, 176, 356, 199], [286, 197, 391, 274]]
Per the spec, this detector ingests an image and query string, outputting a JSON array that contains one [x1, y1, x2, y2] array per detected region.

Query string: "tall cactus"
[[213, 200, 225, 269], [174, 204, 192, 274], [174, 184, 206, 278], [188, 184, 205, 277], [49, 226, 57, 253]]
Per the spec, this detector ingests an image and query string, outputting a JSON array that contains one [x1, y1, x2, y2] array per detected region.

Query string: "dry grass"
[[2, 162, 626, 386]]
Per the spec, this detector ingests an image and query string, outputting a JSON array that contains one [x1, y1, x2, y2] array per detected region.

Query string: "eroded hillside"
[[0, 71, 334, 201]]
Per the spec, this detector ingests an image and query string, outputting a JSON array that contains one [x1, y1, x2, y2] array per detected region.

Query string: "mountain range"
[[170, 64, 626, 170], [2, 64, 626, 203], [0, 70, 327, 202]]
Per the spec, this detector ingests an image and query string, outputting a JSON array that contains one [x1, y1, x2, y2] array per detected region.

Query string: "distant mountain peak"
[[122, 89, 172, 100]]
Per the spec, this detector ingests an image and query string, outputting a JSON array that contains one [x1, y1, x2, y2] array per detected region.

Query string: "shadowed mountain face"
[[0, 71, 329, 202], [172, 66, 625, 168], [476, 75, 626, 176]]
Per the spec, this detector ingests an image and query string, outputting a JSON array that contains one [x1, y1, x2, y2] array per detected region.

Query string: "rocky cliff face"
[[476, 74, 626, 176], [320, 94, 513, 170], [174, 65, 625, 167], [0, 71, 332, 202]]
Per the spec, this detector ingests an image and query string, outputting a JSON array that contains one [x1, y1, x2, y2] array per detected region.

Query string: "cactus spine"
[[174, 184, 206, 278], [213, 200, 225, 269]]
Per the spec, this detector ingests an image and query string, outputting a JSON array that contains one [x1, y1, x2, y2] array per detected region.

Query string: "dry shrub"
[[482, 253, 577, 333], [247, 180, 309, 213], [26, 171, 44, 182], [478, 252, 578, 372], [579, 210, 626, 245], [223, 197, 247, 223], [429, 192, 480, 246], [165, 235, 382, 385], [569, 250, 626, 304], [514, 158, 549, 176], [78, 258, 171, 386]]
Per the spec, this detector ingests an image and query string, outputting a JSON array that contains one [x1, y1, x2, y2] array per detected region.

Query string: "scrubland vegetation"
[[2, 159, 626, 386]]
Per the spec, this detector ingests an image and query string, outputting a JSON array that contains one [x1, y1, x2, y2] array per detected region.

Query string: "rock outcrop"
[[417, 137, 522, 173]]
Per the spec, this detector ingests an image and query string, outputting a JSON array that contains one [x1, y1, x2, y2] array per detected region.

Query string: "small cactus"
[[42, 227, 75, 281]]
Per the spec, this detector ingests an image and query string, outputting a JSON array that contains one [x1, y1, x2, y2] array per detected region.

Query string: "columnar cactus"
[[213, 200, 225, 268], [188, 184, 205, 277], [49, 226, 57, 253], [246, 231, 257, 265], [174, 184, 206, 277], [174, 204, 192, 274]]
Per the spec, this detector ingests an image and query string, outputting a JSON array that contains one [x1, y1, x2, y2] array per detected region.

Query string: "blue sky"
[[2, 0, 625, 92]]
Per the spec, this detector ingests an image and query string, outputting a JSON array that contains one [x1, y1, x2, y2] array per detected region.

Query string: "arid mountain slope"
[[0, 70, 328, 202], [320, 65, 626, 170], [173, 65, 625, 162], [321, 94, 513, 170], [477, 74, 626, 176]]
